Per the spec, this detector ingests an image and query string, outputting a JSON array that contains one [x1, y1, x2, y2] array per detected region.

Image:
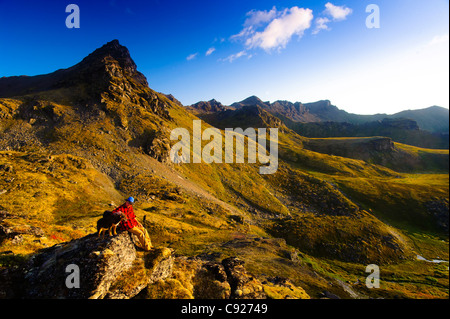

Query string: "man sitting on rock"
[[112, 196, 152, 251]]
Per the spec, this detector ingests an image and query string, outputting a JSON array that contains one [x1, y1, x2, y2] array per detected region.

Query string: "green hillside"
[[0, 40, 448, 299]]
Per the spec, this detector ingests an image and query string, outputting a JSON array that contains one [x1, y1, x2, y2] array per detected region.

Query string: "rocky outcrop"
[[0, 210, 45, 246], [425, 199, 449, 233], [105, 246, 174, 299], [369, 137, 395, 152], [304, 137, 395, 160], [6, 232, 173, 299], [189, 99, 228, 114], [270, 212, 411, 265], [199, 105, 287, 132], [0, 40, 172, 121], [381, 118, 419, 131], [141, 255, 310, 299], [221, 257, 266, 299], [142, 129, 172, 163]]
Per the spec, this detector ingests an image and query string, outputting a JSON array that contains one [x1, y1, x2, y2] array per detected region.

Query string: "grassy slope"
[[303, 137, 449, 173], [0, 151, 123, 256], [0, 91, 448, 298], [167, 106, 449, 298]]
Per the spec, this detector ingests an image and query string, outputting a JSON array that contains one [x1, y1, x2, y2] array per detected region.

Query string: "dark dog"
[[97, 210, 127, 238]]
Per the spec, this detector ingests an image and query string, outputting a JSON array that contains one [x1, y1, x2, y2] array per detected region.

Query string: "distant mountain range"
[[189, 96, 449, 149], [229, 96, 449, 133]]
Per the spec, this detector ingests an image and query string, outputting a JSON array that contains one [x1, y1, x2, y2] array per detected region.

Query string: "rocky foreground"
[[0, 231, 310, 299]]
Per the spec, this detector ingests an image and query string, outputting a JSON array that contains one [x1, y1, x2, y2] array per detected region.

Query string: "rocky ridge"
[[0, 229, 310, 299], [2, 232, 172, 298]]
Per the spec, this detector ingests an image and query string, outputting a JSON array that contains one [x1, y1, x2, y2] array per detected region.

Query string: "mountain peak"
[[189, 99, 227, 113], [0, 40, 173, 121], [231, 95, 267, 109], [242, 95, 264, 104], [0, 40, 149, 99], [85, 40, 129, 62], [76, 39, 147, 86], [105, 39, 120, 47]]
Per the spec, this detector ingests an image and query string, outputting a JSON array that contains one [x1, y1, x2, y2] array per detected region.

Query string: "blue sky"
[[0, 0, 448, 114]]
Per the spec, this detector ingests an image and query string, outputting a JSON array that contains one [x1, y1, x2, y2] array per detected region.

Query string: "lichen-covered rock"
[[18, 232, 173, 299], [221, 257, 265, 299], [142, 255, 310, 299], [105, 247, 174, 299], [193, 262, 231, 299], [425, 199, 449, 233], [22, 232, 136, 298]]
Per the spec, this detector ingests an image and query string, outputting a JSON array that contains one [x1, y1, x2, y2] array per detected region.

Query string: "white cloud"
[[230, 26, 255, 41], [245, 7, 313, 51], [206, 47, 216, 56], [313, 17, 330, 35], [244, 6, 278, 28], [313, 3, 352, 35], [229, 4, 351, 55], [324, 2, 352, 21], [186, 53, 198, 61], [220, 50, 248, 63]]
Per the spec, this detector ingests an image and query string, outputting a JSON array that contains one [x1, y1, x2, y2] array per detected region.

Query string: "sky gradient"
[[0, 0, 448, 114]]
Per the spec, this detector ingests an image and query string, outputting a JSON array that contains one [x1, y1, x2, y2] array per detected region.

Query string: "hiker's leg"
[[140, 226, 152, 250], [128, 226, 151, 250], [128, 227, 144, 247], [136, 226, 152, 250]]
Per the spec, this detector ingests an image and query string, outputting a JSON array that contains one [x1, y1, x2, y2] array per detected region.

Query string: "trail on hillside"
[[138, 154, 241, 216]]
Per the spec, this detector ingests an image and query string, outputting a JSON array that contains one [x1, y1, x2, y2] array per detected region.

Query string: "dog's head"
[[117, 212, 127, 221]]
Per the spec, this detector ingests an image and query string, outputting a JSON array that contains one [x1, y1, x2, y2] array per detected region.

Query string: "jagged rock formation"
[[380, 118, 419, 131], [0, 39, 176, 177], [425, 199, 449, 233], [141, 256, 310, 299], [1, 230, 310, 299], [230, 96, 449, 134], [198, 104, 288, 132], [221, 257, 266, 299], [4, 232, 173, 299], [0, 40, 171, 129], [189, 99, 228, 114], [201, 95, 449, 149]]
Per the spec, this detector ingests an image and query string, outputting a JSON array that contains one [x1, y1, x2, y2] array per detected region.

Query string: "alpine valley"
[[0, 40, 448, 299]]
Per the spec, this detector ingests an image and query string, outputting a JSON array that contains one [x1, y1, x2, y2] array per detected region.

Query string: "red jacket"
[[112, 202, 139, 231]]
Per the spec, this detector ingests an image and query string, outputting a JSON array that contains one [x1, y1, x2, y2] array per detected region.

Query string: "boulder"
[[221, 257, 265, 299], [17, 232, 173, 299], [142, 255, 310, 299]]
